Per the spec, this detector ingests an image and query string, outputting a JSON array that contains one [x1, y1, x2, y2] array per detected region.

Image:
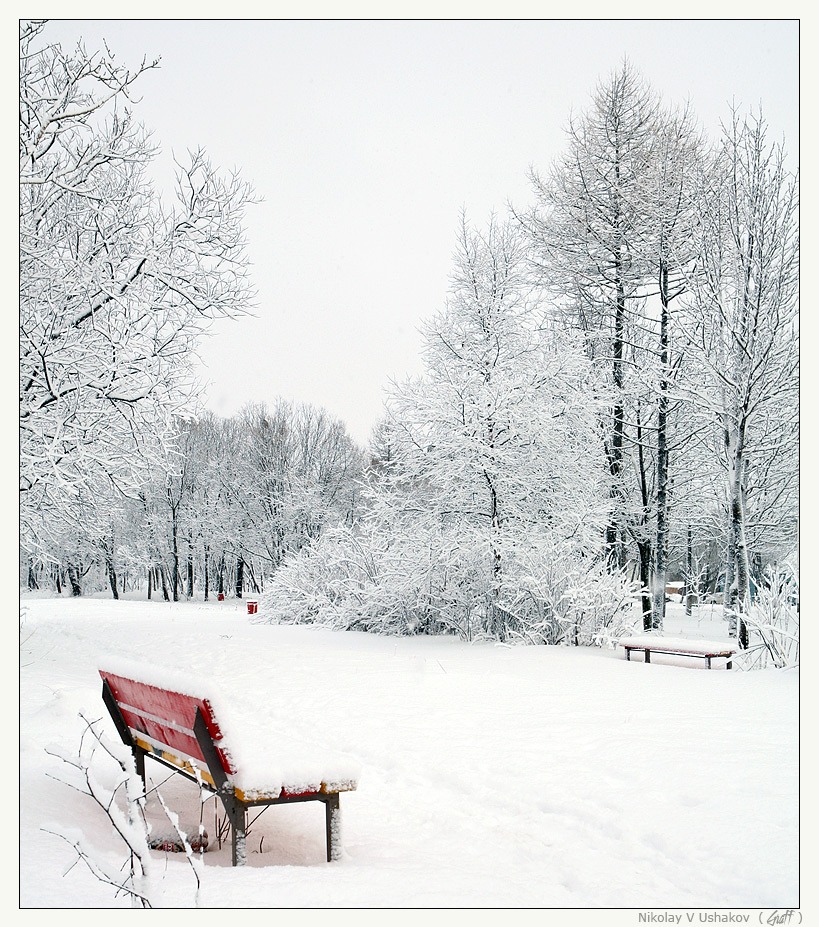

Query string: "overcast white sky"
[[42, 18, 800, 447]]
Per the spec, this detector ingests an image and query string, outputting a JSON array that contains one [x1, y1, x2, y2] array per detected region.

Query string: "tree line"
[[20, 23, 797, 650]]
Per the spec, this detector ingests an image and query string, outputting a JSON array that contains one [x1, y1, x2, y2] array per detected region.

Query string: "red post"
[[247, 601, 258, 615]]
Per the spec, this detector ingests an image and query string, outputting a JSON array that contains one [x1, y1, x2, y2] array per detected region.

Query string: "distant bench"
[[99, 666, 358, 866], [618, 635, 737, 670]]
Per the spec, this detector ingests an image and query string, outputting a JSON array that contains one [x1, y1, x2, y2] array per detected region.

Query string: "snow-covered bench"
[[99, 662, 359, 866], [618, 635, 737, 669]]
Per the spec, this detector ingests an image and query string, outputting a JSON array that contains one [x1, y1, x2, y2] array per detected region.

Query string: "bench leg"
[[232, 801, 247, 867], [219, 794, 247, 866], [324, 793, 341, 862], [727, 659, 732, 670], [134, 746, 146, 793], [644, 649, 650, 664], [706, 655, 712, 669]]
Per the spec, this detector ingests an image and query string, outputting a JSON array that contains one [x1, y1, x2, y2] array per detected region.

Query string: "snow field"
[[19, 595, 798, 909]]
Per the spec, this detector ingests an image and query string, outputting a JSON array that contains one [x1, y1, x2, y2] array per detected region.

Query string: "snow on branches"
[[19, 21, 257, 548]]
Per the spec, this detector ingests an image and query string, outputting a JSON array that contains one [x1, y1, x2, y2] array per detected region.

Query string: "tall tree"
[[522, 59, 661, 571], [643, 105, 704, 628], [680, 109, 798, 647]]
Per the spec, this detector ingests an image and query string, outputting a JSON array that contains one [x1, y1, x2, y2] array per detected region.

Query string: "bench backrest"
[[99, 669, 235, 783]]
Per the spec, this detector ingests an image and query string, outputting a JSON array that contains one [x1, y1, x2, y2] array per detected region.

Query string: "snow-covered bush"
[[503, 540, 640, 646], [259, 520, 638, 646], [739, 564, 799, 670]]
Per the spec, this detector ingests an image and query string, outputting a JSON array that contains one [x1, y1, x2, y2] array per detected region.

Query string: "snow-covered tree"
[[679, 109, 798, 647], [261, 215, 635, 644], [523, 62, 711, 633], [19, 21, 256, 548], [386, 218, 606, 549], [642, 104, 705, 629], [523, 60, 661, 570], [210, 402, 364, 586]]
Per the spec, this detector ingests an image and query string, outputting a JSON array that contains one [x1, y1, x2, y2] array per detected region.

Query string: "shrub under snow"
[[258, 521, 639, 646]]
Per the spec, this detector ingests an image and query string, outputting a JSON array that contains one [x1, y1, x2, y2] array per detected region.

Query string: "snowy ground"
[[19, 593, 799, 912]]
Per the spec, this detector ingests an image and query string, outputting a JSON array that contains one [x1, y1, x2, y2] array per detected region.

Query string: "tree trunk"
[[730, 488, 751, 650], [483, 411, 505, 641], [186, 541, 194, 598], [218, 554, 225, 595], [203, 544, 210, 602], [54, 566, 62, 595], [685, 525, 693, 617], [27, 560, 39, 590], [634, 400, 653, 630], [171, 509, 179, 602], [147, 567, 153, 600], [605, 253, 627, 570], [724, 425, 750, 648], [106, 554, 119, 600], [245, 560, 261, 595], [160, 564, 170, 602], [637, 540, 653, 631], [651, 270, 671, 630], [67, 564, 82, 597], [235, 555, 244, 598]]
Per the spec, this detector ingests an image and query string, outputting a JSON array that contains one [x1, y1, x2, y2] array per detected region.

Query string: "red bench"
[[99, 665, 358, 866], [619, 635, 737, 669]]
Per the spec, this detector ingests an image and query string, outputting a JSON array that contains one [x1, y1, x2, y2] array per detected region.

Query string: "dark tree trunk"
[[217, 554, 225, 595], [245, 560, 261, 595], [171, 509, 179, 602], [235, 556, 244, 598], [637, 540, 653, 631], [634, 400, 653, 630], [605, 189, 627, 570], [147, 567, 153, 600], [203, 545, 210, 602], [171, 520, 179, 602], [186, 542, 194, 598], [725, 425, 750, 649], [106, 555, 119, 600], [67, 564, 82, 597], [730, 492, 751, 650], [27, 561, 39, 591], [685, 525, 693, 617], [651, 268, 671, 630], [160, 565, 170, 602], [103, 532, 119, 600], [54, 566, 62, 595]]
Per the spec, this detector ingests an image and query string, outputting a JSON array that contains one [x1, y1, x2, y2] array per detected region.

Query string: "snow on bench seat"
[[99, 656, 359, 865], [618, 635, 737, 669]]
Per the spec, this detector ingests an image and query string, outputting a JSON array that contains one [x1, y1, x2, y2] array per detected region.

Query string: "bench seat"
[[618, 635, 737, 669], [99, 658, 359, 865]]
